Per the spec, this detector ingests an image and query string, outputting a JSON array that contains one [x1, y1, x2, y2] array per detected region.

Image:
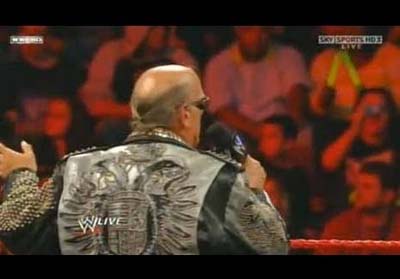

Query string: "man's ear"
[[176, 105, 191, 129]]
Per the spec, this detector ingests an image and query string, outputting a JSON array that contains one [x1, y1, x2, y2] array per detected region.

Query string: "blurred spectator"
[[80, 26, 197, 121], [6, 26, 86, 136], [264, 176, 289, 223], [310, 27, 397, 178], [320, 88, 400, 212], [258, 115, 310, 238], [62, 26, 121, 69], [82, 26, 198, 145], [1, 97, 93, 178], [199, 27, 231, 63], [113, 26, 198, 104], [43, 97, 94, 159], [287, 79, 315, 177], [310, 26, 388, 120], [184, 26, 234, 70], [168, 26, 199, 69], [279, 26, 320, 64], [78, 26, 149, 120], [14, 25, 85, 95], [318, 162, 400, 255], [15, 97, 49, 136], [204, 26, 310, 144], [303, 194, 329, 239], [372, 26, 400, 109], [1, 123, 54, 180], [258, 115, 299, 167], [258, 113, 314, 178]]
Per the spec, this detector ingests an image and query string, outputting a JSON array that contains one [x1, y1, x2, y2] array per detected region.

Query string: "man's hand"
[[0, 141, 37, 179], [244, 155, 267, 191]]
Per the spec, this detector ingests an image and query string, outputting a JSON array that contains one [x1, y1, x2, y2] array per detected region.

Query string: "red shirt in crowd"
[[317, 208, 400, 255]]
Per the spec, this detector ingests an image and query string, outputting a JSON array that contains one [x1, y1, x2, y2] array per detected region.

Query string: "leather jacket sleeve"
[[198, 164, 289, 255]]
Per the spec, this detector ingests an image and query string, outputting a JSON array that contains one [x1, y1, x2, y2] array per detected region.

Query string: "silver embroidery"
[[239, 197, 289, 254], [60, 143, 199, 255], [107, 190, 157, 255], [62, 146, 99, 161]]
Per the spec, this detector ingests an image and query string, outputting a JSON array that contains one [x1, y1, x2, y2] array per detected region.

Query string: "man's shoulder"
[[325, 209, 356, 228], [205, 44, 236, 70], [274, 44, 302, 58], [334, 208, 357, 219], [150, 142, 244, 172], [375, 42, 400, 61], [311, 48, 336, 66], [321, 209, 357, 239], [198, 150, 243, 172], [59, 145, 111, 163]]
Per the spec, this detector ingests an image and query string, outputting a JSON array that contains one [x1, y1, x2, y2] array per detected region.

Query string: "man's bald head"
[[130, 65, 203, 131], [132, 65, 199, 109]]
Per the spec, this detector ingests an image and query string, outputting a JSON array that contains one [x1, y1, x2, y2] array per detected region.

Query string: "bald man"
[[0, 65, 288, 255]]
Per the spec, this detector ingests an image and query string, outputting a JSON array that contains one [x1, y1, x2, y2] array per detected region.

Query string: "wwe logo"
[[78, 216, 121, 233]]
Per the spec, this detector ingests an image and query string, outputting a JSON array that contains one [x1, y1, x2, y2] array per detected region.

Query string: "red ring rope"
[[290, 239, 400, 253]]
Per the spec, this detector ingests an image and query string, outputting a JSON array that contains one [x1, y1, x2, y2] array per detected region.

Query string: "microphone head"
[[204, 122, 234, 150], [201, 121, 247, 163]]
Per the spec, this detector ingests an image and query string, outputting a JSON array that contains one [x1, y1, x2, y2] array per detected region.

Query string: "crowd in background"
[[1, 26, 400, 255]]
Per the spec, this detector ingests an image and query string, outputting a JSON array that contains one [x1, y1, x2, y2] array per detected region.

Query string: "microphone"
[[202, 122, 248, 164]]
